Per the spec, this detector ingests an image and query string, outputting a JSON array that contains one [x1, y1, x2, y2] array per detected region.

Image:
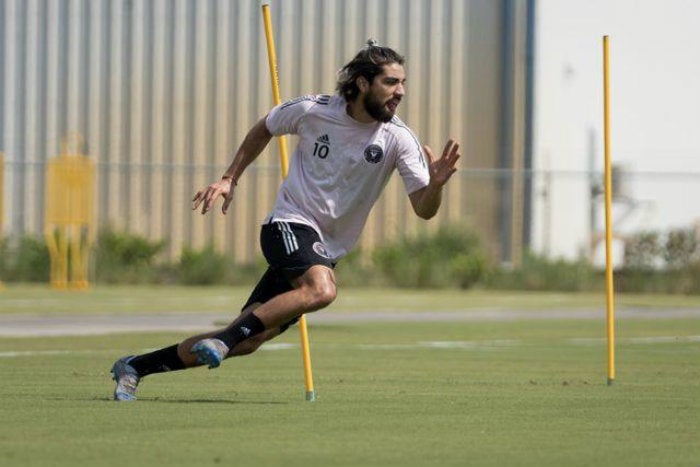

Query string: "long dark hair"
[[336, 39, 405, 102]]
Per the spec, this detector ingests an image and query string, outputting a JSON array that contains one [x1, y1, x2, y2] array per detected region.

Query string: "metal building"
[[0, 0, 534, 264]]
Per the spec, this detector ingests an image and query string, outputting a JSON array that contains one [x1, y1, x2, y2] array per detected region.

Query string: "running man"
[[111, 40, 460, 400]]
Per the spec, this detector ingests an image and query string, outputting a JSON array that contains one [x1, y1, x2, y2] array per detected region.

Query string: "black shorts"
[[241, 221, 334, 332]]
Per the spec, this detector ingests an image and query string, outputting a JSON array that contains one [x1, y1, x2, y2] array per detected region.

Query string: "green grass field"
[[0, 286, 698, 466]]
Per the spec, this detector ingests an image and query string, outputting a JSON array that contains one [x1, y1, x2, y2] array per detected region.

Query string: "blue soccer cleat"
[[111, 356, 140, 401], [190, 338, 230, 369]]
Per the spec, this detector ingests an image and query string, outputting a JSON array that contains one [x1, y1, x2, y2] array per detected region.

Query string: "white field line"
[[568, 335, 700, 345], [1, 337, 697, 358], [357, 340, 519, 350]]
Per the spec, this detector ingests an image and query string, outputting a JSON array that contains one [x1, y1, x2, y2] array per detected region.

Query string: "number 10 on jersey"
[[313, 142, 329, 159]]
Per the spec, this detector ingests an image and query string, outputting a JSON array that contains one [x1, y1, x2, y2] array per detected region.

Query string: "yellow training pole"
[[262, 4, 290, 177], [262, 3, 316, 401], [603, 35, 616, 386]]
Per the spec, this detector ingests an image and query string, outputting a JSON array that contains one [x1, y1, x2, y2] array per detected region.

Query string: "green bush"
[[614, 226, 700, 294], [335, 249, 385, 287], [178, 244, 232, 285], [672, 263, 700, 294], [623, 231, 661, 270], [1, 235, 51, 282], [486, 252, 601, 292], [2, 222, 697, 293], [371, 226, 489, 289], [0, 236, 9, 280], [663, 227, 699, 269], [94, 229, 167, 284], [614, 267, 700, 295], [227, 260, 268, 287]]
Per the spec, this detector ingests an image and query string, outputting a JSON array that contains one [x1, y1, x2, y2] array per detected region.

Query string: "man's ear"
[[356, 76, 369, 93]]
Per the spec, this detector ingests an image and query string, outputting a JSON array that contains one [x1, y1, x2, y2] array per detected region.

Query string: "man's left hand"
[[424, 139, 460, 187]]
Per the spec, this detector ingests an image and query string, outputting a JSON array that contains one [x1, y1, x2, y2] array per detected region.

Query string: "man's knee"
[[318, 280, 337, 306], [301, 279, 336, 311], [295, 266, 337, 311]]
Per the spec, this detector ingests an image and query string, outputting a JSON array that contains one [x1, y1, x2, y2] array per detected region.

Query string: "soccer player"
[[111, 40, 460, 400]]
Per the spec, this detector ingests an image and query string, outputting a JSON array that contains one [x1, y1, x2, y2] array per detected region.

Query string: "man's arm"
[[409, 139, 460, 220], [192, 117, 273, 214]]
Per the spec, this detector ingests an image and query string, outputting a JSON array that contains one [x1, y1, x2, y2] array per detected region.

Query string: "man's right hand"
[[192, 177, 236, 215]]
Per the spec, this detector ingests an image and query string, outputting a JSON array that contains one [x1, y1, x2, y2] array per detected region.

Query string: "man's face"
[[362, 63, 406, 123]]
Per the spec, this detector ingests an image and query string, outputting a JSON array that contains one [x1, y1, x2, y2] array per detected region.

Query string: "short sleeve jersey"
[[265, 94, 429, 260]]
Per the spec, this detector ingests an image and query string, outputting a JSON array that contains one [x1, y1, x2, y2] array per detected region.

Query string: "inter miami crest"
[[312, 242, 330, 259], [364, 144, 384, 164]]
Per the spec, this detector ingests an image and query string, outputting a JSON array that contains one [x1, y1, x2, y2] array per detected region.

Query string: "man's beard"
[[363, 92, 396, 123]]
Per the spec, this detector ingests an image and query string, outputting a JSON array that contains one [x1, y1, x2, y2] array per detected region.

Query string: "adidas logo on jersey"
[[316, 134, 330, 144]]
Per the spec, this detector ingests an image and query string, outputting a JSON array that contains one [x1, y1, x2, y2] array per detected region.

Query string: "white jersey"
[[265, 94, 429, 260]]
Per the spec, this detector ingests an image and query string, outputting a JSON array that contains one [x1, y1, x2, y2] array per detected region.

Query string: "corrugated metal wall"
[[0, 0, 530, 263]]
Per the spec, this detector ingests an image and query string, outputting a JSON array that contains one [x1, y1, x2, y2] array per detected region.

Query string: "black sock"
[[213, 313, 266, 349], [128, 344, 186, 377]]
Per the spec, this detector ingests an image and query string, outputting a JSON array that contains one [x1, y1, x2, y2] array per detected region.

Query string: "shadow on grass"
[[143, 398, 288, 405], [65, 396, 289, 405]]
